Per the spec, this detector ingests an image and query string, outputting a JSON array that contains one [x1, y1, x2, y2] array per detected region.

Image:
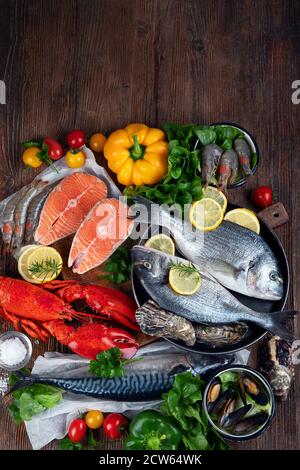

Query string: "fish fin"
[[4, 370, 35, 397], [206, 259, 245, 279], [266, 310, 297, 342]]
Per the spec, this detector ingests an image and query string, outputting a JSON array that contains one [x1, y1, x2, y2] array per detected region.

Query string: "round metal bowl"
[[131, 203, 289, 355], [202, 365, 275, 441], [0, 331, 32, 371], [193, 122, 260, 188]]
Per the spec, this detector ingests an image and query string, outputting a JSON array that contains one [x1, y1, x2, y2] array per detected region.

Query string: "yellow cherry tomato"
[[66, 150, 85, 168], [22, 147, 42, 168], [89, 133, 107, 152], [85, 410, 104, 430]]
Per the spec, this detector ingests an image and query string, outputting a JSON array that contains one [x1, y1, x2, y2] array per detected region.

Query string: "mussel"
[[219, 404, 252, 429], [207, 377, 221, 412], [209, 388, 236, 415], [234, 412, 269, 434], [238, 372, 269, 406]]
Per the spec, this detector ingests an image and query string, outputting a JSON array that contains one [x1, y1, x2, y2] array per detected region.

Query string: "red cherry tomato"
[[44, 137, 63, 161], [68, 418, 87, 443], [67, 129, 85, 149], [252, 186, 273, 208], [103, 413, 129, 440]]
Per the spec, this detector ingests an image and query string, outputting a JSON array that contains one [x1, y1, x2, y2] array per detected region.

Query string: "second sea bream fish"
[[9, 352, 232, 400], [133, 196, 284, 300], [131, 246, 295, 341]]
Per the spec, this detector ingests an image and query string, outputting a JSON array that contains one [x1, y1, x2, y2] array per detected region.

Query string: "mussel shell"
[[207, 377, 221, 410], [209, 388, 236, 415], [242, 374, 269, 406], [234, 412, 269, 434], [219, 404, 252, 429], [237, 372, 247, 405]]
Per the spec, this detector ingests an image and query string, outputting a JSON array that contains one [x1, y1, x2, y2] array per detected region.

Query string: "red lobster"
[[0, 277, 139, 359]]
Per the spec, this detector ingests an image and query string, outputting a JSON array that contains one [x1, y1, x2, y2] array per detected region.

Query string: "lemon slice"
[[25, 246, 63, 283], [169, 264, 202, 295], [203, 186, 227, 214], [18, 245, 41, 283], [145, 234, 175, 255], [224, 208, 260, 234], [189, 198, 224, 231]]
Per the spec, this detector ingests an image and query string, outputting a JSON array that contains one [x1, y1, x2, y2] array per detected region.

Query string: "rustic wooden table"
[[0, 0, 299, 450]]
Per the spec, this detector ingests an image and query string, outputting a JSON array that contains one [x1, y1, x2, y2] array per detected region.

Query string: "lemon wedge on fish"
[[189, 198, 224, 231], [18, 245, 63, 284], [145, 234, 175, 255], [203, 186, 227, 214], [224, 208, 260, 234], [169, 263, 202, 295]]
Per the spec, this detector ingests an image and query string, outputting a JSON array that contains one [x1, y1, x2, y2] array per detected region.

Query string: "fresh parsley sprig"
[[100, 247, 131, 285], [88, 347, 142, 379]]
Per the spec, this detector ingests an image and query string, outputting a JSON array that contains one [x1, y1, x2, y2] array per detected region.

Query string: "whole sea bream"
[[133, 197, 284, 300], [131, 246, 294, 341], [10, 353, 232, 400]]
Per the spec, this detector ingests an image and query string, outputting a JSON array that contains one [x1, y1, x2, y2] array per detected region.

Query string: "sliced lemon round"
[[169, 265, 202, 295], [26, 246, 63, 283], [224, 208, 260, 234], [145, 233, 175, 255], [189, 198, 224, 231], [203, 186, 227, 214], [18, 245, 41, 283]]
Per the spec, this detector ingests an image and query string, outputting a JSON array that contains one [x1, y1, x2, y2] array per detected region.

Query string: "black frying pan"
[[131, 203, 290, 354]]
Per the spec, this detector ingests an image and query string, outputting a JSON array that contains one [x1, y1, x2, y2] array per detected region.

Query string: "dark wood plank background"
[[0, 0, 299, 450]]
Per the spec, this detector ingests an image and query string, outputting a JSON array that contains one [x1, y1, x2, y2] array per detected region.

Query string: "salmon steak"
[[69, 198, 133, 274], [34, 173, 107, 245]]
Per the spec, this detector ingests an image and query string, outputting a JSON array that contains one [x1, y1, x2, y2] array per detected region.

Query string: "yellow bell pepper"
[[103, 123, 168, 186]]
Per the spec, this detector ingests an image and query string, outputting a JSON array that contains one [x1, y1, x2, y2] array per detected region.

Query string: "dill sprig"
[[28, 257, 62, 281], [168, 261, 200, 279]]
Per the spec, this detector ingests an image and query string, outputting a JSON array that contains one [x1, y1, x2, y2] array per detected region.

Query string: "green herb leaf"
[[100, 247, 131, 285], [59, 437, 84, 451], [88, 347, 141, 378]]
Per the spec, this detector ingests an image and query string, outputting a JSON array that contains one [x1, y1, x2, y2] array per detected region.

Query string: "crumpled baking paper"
[[25, 341, 250, 449]]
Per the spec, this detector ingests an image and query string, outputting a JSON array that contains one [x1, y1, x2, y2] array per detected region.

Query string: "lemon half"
[[189, 198, 224, 231], [224, 208, 260, 234], [18, 245, 63, 283], [203, 186, 227, 214], [145, 234, 175, 255], [169, 265, 202, 295]]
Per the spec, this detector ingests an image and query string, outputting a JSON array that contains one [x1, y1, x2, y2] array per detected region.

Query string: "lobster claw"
[[104, 327, 139, 359], [43, 321, 138, 360]]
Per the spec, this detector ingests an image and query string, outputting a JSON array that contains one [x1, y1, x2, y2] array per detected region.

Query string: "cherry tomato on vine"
[[252, 186, 273, 208], [43, 137, 63, 161], [85, 410, 104, 430], [66, 149, 85, 168], [67, 129, 85, 149], [68, 419, 87, 443], [103, 414, 129, 440], [89, 133, 107, 152], [22, 147, 42, 168]]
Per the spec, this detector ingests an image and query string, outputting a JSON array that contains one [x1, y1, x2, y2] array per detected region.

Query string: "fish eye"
[[144, 261, 152, 270], [269, 271, 278, 281]]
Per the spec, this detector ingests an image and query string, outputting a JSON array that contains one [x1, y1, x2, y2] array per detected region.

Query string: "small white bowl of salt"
[[0, 331, 32, 371]]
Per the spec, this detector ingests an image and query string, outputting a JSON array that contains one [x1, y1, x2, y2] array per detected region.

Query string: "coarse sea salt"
[[0, 337, 27, 366]]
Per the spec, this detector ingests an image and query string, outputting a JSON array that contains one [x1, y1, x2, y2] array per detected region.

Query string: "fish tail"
[[4, 370, 36, 396], [265, 310, 297, 342]]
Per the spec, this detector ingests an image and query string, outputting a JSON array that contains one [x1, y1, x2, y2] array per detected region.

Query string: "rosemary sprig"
[[28, 257, 62, 281], [168, 261, 200, 279]]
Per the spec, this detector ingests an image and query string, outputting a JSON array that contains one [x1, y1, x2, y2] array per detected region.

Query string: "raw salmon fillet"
[[34, 173, 107, 245], [68, 198, 133, 274]]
